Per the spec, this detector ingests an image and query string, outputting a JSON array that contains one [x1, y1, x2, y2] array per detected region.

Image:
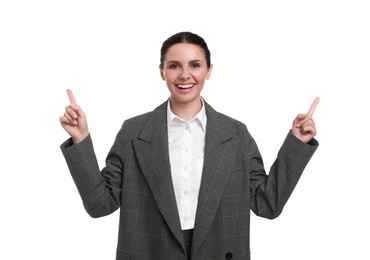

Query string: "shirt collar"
[[167, 98, 207, 132]]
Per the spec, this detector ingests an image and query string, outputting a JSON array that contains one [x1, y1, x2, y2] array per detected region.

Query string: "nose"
[[179, 68, 190, 80]]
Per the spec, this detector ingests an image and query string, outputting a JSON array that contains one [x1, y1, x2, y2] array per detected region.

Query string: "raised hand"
[[291, 97, 319, 143], [59, 89, 89, 144]]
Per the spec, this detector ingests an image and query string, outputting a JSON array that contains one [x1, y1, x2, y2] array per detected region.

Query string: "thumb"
[[293, 113, 307, 128], [69, 104, 86, 119]]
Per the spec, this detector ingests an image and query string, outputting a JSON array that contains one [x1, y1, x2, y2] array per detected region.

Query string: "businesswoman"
[[60, 31, 319, 260]]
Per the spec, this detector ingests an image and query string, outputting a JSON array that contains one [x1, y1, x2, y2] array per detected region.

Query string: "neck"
[[169, 97, 202, 121]]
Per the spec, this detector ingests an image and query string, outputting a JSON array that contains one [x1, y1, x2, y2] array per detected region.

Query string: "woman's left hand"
[[291, 97, 320, 143]]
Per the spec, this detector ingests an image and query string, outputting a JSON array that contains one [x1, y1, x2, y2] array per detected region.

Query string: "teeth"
[[177, 84, 194, 89]]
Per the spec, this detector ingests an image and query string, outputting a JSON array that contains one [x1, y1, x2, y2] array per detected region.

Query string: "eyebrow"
[[167, 59, 203, 64]]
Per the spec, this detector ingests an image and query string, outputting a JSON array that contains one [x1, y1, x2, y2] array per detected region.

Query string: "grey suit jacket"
[[61, 100, 318, 260]]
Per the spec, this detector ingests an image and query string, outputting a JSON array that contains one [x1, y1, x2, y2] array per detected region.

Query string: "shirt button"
[[183, 190, 189, 195], [185, 148, 189, 152]]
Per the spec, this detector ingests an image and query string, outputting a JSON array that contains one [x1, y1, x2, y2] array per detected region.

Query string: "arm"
[[59, 89, 122, 218], [60, 134, 123, 218], [248, 97, 320, 219], [248, 131, 318, 219]]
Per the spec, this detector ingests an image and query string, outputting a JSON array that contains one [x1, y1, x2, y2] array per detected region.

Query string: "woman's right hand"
[[59, 89, 89, 144]]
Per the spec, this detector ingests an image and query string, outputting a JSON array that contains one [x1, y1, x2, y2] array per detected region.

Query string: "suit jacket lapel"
[[132, 101, 185, 252], [192, 102, 239, 256]]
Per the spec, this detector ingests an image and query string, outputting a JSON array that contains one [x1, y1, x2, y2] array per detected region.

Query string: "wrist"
[[72, 132, 89, 144]]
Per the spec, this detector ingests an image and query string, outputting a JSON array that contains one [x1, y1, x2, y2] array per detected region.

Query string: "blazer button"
[[225, 251, 233, 259]]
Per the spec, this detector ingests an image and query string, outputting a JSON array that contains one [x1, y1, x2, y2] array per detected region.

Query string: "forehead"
[[164, 43, 206, 62]]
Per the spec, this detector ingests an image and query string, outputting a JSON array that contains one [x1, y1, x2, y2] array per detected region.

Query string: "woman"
[[60, 31, 319, 260]]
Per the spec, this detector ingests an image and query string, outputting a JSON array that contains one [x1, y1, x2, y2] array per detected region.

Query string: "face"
[[160, 43, 212, 106]]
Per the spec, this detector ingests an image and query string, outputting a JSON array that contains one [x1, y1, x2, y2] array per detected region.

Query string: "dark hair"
[[160, 31, 211, 69]]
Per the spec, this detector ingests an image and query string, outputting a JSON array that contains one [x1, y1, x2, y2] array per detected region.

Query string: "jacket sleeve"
[[60, 130, 127, 218], [245, 129, 319, 219]]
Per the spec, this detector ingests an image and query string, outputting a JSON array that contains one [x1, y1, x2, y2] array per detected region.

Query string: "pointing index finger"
[[67, 89, 77, 105], [307, 97, 320, 117]]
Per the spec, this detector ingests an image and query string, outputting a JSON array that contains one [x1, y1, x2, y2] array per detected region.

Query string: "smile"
[[176, 84, 195, 89]]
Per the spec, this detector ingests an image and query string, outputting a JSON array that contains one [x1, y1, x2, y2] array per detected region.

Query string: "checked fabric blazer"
[[61, 100, 318, 260]]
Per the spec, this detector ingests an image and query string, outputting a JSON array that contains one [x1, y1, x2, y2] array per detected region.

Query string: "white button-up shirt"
[[167, 99, 207, 230]]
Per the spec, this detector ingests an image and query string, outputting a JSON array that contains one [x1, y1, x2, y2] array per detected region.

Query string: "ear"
[[159, 64, 165, 80], [206, 64, 213, 80]]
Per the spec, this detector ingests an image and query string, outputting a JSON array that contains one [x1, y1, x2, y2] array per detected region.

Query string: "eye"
[[192, 63, 201, 68], [169, 64, 180, 69]]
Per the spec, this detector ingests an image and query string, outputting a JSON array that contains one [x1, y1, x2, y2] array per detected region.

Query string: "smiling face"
[[160, 43, 212, 109]]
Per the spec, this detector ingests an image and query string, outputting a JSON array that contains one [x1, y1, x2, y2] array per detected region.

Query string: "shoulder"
[[204, 100, 256, 146], [116, 101, 167, 136], [205, 101, 249, 132], [123, 111, 152, 127]]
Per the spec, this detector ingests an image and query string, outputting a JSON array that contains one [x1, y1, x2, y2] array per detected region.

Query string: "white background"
[[1, 0, 369, 259]]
